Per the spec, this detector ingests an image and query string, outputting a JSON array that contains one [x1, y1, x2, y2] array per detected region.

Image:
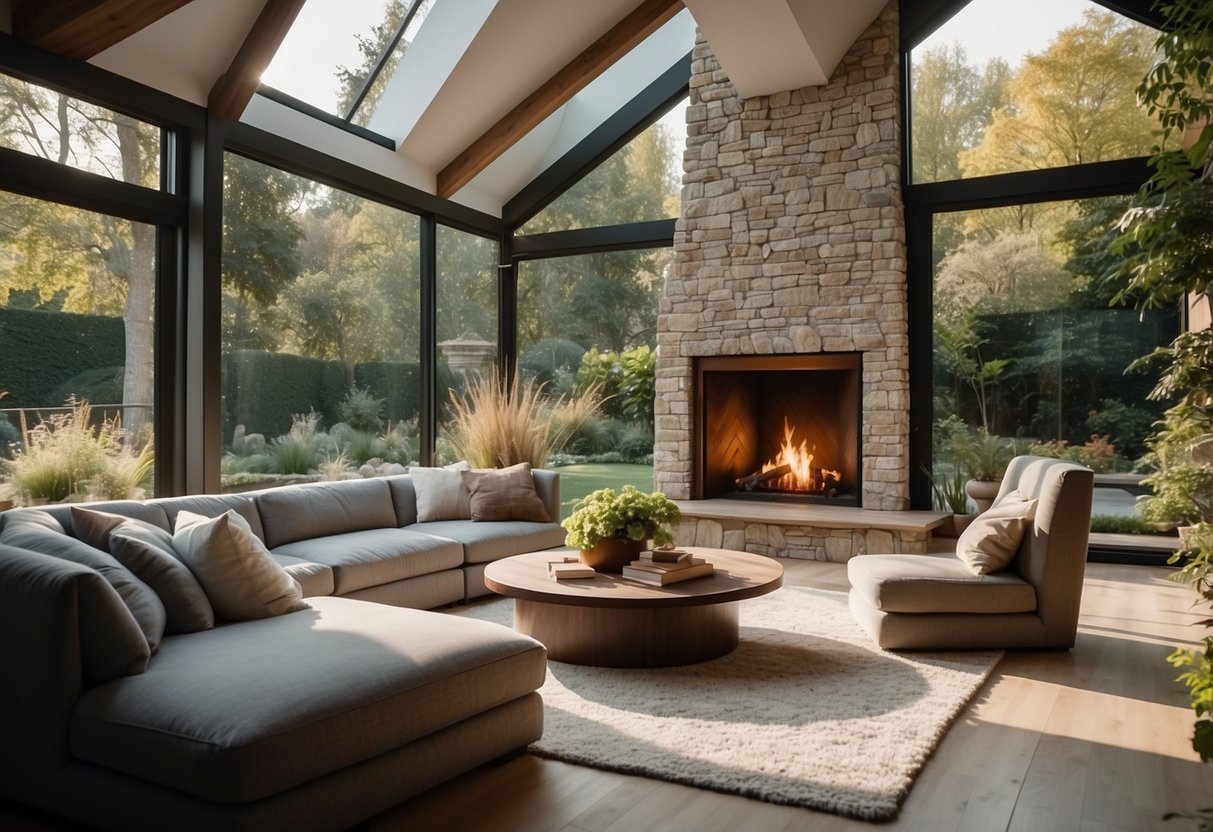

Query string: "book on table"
[[621, 557, 714, 585], [638, 547, 692, 564], [548, 559, 596, 580]]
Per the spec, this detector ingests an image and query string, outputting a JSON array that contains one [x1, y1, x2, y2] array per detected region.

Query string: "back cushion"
[[152, 494, 267, 542], [255, 479, 398, 548], [0, 512, 166, 654], [386, 475, 419, 526]]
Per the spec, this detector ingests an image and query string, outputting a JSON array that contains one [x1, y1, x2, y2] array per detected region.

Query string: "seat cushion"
[[847, 552, 1037, 614], [270, 553, 335, 597], [409, 520, 566, 564], [271, 528, 464, 594], [70, 596, 547, 803]]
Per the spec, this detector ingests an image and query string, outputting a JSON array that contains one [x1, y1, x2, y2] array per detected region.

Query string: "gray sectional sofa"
[[0, 469, 567, 831]]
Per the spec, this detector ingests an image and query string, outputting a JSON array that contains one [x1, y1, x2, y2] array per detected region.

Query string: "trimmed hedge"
[[224, 351, 425, 442], [0, 307, 125, 407]]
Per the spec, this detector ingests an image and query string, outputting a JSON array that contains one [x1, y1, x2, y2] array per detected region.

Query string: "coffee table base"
[[515, 599, 740, 667]]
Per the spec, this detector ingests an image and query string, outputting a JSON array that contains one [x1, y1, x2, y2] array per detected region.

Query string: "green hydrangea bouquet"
[[562, 485, 681, 550]]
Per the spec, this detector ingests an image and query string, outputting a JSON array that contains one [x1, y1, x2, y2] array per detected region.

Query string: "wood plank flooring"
[[372, 561, 1211, 832], [1, 561, 1208, 831]]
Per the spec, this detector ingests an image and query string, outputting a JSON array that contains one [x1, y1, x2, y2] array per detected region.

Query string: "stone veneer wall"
[[655, 2, 910, 520]]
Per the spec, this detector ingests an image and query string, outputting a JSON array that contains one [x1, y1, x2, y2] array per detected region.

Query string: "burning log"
[[736, 464, 792, 491]]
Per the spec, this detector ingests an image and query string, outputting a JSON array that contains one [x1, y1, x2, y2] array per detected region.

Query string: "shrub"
[[444, 370, 602, 469], [269, 411, 322, 475], [337, 386, 384, 433], [519, 338, 586, 386], [4, 398, 153, 503], [1087, 398, 1155, 460], [618, 430, 655, 462], [1089, 515, 1154, 535], [380, 420, 419, 465], [344, 430, 388, 465]]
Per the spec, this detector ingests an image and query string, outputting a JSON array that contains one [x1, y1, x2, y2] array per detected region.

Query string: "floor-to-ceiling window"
[[220, 153, 422, 489], [905, 0, 1175, 508], [0, 72, 170, 504]]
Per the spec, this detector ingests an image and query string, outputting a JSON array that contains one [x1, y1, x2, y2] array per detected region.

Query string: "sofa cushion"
[[461, 463, 551, 522], [270, 553, 336, 597], [109, 518, 215, 634], [957, 491, 1038, 575], [847, 552, 1037, 614], [1, 511, 167, 653], [173, 510, 307, 620], [409, 462, 471, 522], [409, 519, 566, 564], [271, 528, 464, 595], [256, 479, 398, 549], [152, 494, 266, 542], [385, 474, 419, 526], [70, 596, 547, 803], [0, 544, 151, 682], [69, 507, 127, 552]]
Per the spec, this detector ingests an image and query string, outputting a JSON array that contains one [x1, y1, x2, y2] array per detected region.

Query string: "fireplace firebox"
[[694, 354, 861, 505]]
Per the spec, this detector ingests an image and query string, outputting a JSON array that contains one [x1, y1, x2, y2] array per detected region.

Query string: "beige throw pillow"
[[461, 462, 551, 522], [409, 461, 471, 522], [172, 510, 306, 620], [956, 490, 1038, 575]]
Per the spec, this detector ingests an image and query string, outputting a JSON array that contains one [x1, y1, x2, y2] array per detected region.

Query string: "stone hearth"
[[656, 3, 911, 560]]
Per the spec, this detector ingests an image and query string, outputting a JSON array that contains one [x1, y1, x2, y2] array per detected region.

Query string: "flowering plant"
[[562, 485, 681, 550]]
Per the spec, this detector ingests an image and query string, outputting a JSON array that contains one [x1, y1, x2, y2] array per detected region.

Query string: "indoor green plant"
[[562, 485, 681, 572], [954, 428, 1015, 512]]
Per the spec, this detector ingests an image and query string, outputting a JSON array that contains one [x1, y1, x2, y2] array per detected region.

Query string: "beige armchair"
[[847, 456, 1094, 650]]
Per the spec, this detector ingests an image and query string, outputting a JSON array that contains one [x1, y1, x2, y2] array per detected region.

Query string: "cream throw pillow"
[[956, 490, 1038, 575], [409, 460, 472, 522], [172, 510, 306, 620]]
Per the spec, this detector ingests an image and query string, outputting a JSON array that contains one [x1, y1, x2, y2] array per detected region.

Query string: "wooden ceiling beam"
[[208, 0, 307, 122], [13, 0, 197, 61], [436, 0, 684, 199]]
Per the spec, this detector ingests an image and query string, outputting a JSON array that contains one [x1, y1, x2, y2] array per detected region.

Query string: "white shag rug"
[[453, 586, 1001, 820]]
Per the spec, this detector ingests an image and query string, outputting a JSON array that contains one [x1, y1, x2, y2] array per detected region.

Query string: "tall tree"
[[0, 75, 158, 434], [960, 9, 1158, 178], [910, 43, 1009, 183]]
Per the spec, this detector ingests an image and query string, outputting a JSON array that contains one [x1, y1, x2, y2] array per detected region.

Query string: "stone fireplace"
[[655, 4, 930, 561], [696, 353, 861, 504]]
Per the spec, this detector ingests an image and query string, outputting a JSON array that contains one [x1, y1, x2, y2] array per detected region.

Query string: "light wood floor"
[[369, 561, 1211, 832], [2, 561, 1208, 831]]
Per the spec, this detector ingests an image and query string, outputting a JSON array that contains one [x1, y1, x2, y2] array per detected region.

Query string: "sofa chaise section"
[[0, 542, 546, 832]]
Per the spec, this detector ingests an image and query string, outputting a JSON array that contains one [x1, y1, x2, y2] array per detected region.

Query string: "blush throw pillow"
[[172, 510, 306, 620], [409, 460, 472, 522], [461, 462, 551, 522], [956, 490, 1039, 575]]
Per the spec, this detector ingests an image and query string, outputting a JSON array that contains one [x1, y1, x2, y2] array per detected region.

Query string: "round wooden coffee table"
[[483, 547, 783, 667]]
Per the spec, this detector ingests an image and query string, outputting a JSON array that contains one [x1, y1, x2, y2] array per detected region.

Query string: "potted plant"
[[562, 485, 681, 572], [954, 428, 1015, 513]]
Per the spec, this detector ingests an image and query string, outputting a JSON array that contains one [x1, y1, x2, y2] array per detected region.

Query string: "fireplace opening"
[[695, 354, 861, 505]]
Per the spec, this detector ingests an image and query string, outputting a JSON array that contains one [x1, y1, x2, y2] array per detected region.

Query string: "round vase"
[[965, 479, 1000, 513], [580, 537, 647, 572]]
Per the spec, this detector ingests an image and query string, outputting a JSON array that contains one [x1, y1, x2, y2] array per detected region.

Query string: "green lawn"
[[554, 463, 654, 520]]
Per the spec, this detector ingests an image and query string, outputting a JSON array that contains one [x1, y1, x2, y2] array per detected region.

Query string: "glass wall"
[[908, 0, 1159, 184], [0, 73, 163, 505], [435, 224, 498, 463], [221, 153, 422, 490], [518, 98, 687, 234], [516, 248, 667, 465], [931, 196, 1179, 475]]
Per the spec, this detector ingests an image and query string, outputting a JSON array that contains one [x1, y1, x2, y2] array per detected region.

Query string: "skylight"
[[260, 0, 436, 125]]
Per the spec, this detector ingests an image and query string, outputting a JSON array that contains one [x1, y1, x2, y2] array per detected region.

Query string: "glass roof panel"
[[261, 0, 432, 121], [350, 0, 436, 128]]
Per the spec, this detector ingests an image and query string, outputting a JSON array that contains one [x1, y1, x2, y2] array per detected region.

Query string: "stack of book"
[[621, 548, 714, 585], [548, 557, 596, 581]]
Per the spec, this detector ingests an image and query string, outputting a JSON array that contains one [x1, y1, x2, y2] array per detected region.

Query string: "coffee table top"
[[483, 547, 784, 610]]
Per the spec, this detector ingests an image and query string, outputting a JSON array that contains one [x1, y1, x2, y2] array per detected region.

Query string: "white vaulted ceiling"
[[6, 0, 888, 216]]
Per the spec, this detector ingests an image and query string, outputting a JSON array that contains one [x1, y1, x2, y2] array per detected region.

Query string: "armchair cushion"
[[955, 490, 1038, 575], [848, 552, 1037, 614]]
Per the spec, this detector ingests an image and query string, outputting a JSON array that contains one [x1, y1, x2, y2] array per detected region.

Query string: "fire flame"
[[759, 418, 841, 493]]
